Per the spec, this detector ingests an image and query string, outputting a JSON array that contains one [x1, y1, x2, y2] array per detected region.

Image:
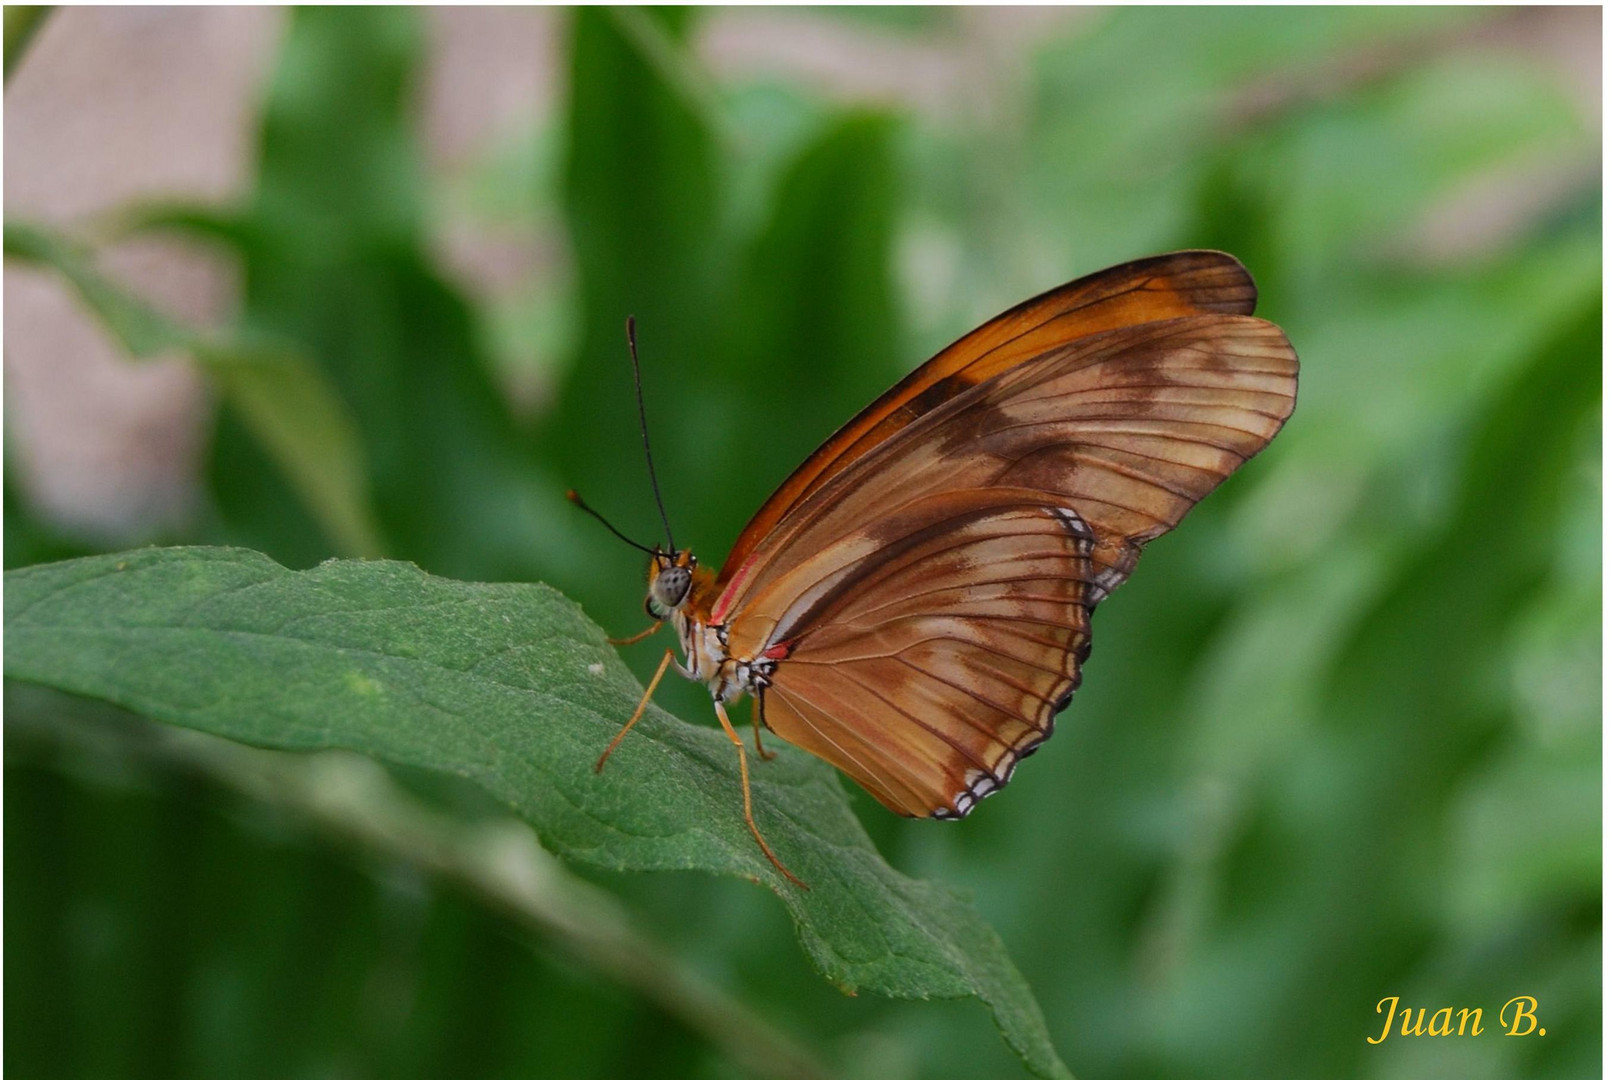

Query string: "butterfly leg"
[[608, 621, 663, 647], [713, 701, 807, 891], [595, 647, 674, 773], [750, 696, 776, 761]]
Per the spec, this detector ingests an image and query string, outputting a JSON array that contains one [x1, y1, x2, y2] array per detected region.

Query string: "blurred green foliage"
[[5, 7, 1599, 1079]]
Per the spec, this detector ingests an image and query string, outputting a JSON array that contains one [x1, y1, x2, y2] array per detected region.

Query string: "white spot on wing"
[[1088, 566, 1125, 604], [1049, 505, 1093, 540]]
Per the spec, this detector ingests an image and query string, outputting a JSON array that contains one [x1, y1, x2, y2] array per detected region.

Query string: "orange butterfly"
[[572, 251, 1298, 889]]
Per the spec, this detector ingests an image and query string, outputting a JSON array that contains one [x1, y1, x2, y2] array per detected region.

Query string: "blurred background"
[[4, 6, 1600, 1079]]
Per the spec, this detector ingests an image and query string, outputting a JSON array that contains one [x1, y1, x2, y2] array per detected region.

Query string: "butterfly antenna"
[[567, 489, 659, 556], [625, 316, 677, 553]]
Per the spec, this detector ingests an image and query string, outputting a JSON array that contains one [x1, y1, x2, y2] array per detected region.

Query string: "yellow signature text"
[[1368, 996, 1544, 1044]]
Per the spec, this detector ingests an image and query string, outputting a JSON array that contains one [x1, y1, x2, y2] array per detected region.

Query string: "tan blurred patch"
[[5, 7, 278, 540]]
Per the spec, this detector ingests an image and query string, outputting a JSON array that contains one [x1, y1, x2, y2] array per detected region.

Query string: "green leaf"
[[5, 547, 1074, 1080], [2, 222, 384, 561], [223, 6, 554, 580]]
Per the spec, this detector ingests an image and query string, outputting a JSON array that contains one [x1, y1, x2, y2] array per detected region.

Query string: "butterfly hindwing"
[[757, 491, 1095, 817]]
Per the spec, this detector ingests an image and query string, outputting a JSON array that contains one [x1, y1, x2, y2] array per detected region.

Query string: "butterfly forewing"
[[715, 250, 1261, 585], [722, 312, 1297, 818]]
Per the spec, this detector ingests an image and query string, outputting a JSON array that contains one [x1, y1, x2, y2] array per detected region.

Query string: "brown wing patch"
[[758, 499, 1096, 818], [716, 251, 1257, 589], [976, 316, 1296, 550]]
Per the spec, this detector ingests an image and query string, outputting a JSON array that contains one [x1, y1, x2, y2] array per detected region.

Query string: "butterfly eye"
[[650, 566, 691, 613]]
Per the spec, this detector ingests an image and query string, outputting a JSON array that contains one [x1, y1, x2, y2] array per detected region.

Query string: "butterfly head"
[[645, 549, 698, 620]]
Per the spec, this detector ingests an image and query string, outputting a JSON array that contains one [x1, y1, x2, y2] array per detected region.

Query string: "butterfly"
[[571, 250, 1298, 889]]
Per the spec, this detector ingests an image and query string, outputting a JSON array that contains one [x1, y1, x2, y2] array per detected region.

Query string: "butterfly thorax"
[[669, 609, 774, 705]]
